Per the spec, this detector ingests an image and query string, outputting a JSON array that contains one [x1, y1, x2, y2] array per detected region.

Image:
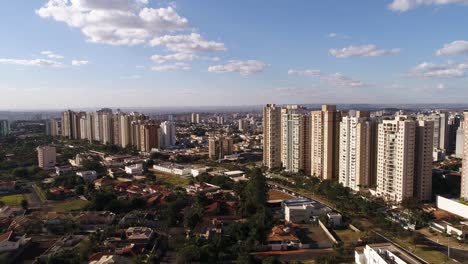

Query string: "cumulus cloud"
[[150, 33, 226, 53], [320, 73, 367, 88], [41, 51, 64, 59], [410, 61, 468, 78], [436, 40, 468, 56], [71, 60, 89, 66], [208, 60, 267, 76], [151, 52, 196, 64], [288, 69, 321, 76], [36, 0, 190, 46], [151, 62, 190, 72], [330, 45, 400, 58], [0, 58, 63, 67], [389, 0, 468, 12]]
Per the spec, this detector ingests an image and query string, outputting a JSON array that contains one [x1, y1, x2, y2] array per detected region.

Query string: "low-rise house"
[[0, 181, 16, 192], [48, 186, 73, 199], [125, 227, 154, 245], [90, 254, 131, 264], [94, 177, 114, 190], [327, 212, 343, 227], [77, 211, 115, 226], [0, 231, 30, 253], [283, 199, 332, 223], [77, 170, 98, 182], [186, 182, 221, 195], [55, 165, 72, 176], [266, 225, 301, 251], [430, 220, 468, 241], [125, 164, 143, 175], [355, 243, 424, 264]]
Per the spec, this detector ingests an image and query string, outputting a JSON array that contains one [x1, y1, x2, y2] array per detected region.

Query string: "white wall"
[[437, 196, 468, 219]]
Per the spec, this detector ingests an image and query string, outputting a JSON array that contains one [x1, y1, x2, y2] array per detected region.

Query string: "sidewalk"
[[419, 227, 468, 250]]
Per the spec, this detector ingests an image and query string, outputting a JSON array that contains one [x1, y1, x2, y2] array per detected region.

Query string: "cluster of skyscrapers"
[[46, 109, 176, 152], [263, 104, 464, 202]]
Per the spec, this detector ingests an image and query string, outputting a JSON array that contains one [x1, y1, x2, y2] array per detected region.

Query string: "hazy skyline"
[[1, 0, 468, 109]]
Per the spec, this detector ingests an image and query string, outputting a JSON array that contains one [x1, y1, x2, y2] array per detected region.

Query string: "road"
[[268, 181, 468, 263]]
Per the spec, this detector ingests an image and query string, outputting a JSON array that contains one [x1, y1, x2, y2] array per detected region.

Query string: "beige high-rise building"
[[191, 113, 200, 124], [101, 113, 114, 144], [376, 116, 416, 202], [138, 122, 160, 152], [85, 112, 95, 142], [62, 110, 73, 139], [339, 111, 377, 191], [263, 104, 282, 169], [280, 106, 311, 174], [113, 112, 121, 146], [310, 105, 342, 180], [209, 136, 234, 160], [414, 120, 434, 201], [120, 114, 131, 148], [461, 111, 468, 200], [37, 145, 56, 169]]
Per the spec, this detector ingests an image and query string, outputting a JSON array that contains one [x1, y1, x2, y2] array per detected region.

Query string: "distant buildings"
[[191, 113, 200, 124], [37, 146, 56, 169], [0, 120, 10, 137], [57, 109, 164, 153], [208, 136, 233, 160]]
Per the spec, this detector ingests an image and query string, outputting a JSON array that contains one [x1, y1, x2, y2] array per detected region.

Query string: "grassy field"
[[49, 198, 89, 211], [156, 173, 191, 188], [268, 189, 295, 201], [333, 228, 361, 245], [0, 194, 25, 206]]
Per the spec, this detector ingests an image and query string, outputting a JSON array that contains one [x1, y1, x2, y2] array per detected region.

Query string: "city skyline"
[[2, 0, 468, 109]]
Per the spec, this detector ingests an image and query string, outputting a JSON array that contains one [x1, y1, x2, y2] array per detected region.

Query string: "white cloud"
[[37, 1, 189, 46], [71, 60, 89, 66], [320, 73, 367, 87], [151, 62, 190, 72], [389, 0, 468, 12], [410, 61, 468, 78], [121, 74, 142, 79], [437, 83, 447, 90], [41, 51, 64, 59], [208, 60, 267, 75], [327, 32, 348, 39], [0, 58, 63, 67], [288, 69, 321, 76], [151, 52, 196, 64], [436, 40, 468, 56], [150, 33, 226, 53], [330, 45, 400, 58]]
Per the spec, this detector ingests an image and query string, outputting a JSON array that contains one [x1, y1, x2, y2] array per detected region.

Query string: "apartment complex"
[[376, 116, 433, 202], [461, 111, 468, 200], [208, 136, 234, 160], [37, 145, 56, 169], [339, 111, 377, 191], [263, 104, 282, 169], [191, 113, 200, 124], [310, 105, 342, 180], [280, 106, 311, 174], [0, 120, 10, 137], [52, 109, 176, 152]]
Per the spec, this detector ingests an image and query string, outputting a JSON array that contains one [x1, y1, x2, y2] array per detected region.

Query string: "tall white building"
[[376, 116, 416, 202], [461, 111, 468, 200], [280, 106, 311, 174], [160, 121, 176, 148], [455, 122, 464, 158], [263, 104, 282, 169], [339, 111, 376, 191]]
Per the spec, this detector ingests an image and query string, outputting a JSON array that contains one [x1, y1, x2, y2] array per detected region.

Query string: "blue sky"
[[1, 0, 468, 109]]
